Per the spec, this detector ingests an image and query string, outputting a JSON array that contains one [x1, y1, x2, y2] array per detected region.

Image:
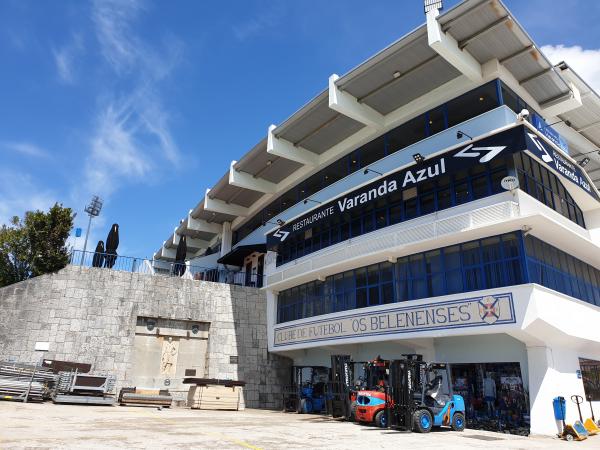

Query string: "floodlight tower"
[[81, 195, 103, 264]]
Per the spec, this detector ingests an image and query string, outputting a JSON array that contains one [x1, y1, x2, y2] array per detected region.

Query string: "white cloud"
[[0, 141, 49, 158], [81, 0, 183, 199], [85, 99, 153, 196], [91, 0, 181, 81], [232, 6, 285, 41], [52, 33, 84, 84], [92, 0, 144, 75], [541, 44, 600, 93], [0, 171, 56, 227]]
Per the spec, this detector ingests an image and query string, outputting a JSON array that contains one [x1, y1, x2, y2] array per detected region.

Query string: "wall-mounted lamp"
[[456, 130, 473, 140], [412, 153, 425, 165], [303, 198, 322, 205], [517, 109, 530, 121], [579, 157, 590, 167], [363, 168, 383, 176], [262, 219, 286, 227]]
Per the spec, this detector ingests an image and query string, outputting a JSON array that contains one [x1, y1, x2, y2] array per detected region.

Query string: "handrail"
[[69, 250, 265, 288]]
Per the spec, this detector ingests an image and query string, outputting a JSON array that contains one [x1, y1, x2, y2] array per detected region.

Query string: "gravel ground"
[[1, 402, 597, 449]]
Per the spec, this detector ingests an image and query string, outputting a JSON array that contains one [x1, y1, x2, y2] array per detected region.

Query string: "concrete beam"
[[540, 82, 582, 117], [266, 124, 319, 166], [172, 232, 210, 250], [161, 247, 176, 260], [426, 8, 482, 82], [328, 74, 385, 129], [229, 161, 277, 194], [204, 189, 248, 217], [187, 213, 222, 234]]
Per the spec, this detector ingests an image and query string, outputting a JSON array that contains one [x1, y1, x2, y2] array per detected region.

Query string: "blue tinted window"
[[277, 231, 528, 323]]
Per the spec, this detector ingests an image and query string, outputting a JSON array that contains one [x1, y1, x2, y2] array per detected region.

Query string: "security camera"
[[518, 109, 530, 121]]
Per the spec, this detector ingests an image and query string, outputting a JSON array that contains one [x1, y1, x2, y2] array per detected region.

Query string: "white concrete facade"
[[263, 122, 600, 435], [267, 282, 600, 435]]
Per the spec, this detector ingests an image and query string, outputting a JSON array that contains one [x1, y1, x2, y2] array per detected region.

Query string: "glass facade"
[[525, 235, 600, 306], [277, 232, 600, 323], [514, 152, 585, 227], [276, 156, 510, 266], [234, 80, 503, 244], [275, 147, 587, 267]]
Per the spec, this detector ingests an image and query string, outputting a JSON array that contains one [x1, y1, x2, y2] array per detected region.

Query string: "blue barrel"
[[553, 396, 566, 420]]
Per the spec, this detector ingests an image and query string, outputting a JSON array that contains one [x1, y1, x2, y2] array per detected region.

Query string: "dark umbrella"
[[173, 235, 187, 276], [104, 223, 119, 269], [92, 240, 105, 268]]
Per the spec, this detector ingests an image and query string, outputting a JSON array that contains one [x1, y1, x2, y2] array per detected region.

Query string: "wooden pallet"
[[187, 385, 244, 411]]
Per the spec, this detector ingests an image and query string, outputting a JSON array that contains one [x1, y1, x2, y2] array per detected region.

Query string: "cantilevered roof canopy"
[[335, 28, 461, 115], [272, 91, 366, 154], [210, 173, 263, 208], [437, 0, 571, 107], [232, 138, 303, 184]]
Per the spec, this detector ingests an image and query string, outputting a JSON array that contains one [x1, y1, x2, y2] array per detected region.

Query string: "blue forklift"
[[385, 354, 466, 432], [282, 366, 330, 414]]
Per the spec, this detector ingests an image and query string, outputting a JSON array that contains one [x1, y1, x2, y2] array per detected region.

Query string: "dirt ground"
[[1, 402, 598, 449]]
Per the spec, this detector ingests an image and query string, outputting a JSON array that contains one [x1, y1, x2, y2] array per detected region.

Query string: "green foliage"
[[0, 204, 74, 287]]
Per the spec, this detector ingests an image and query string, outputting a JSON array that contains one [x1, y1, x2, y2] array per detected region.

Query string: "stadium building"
[[155, 0, 600, 435]]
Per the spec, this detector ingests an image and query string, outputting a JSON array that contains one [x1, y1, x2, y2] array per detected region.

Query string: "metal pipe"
[[81, 214, 93, 265]]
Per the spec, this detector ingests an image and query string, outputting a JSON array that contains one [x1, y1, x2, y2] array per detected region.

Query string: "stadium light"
[[81, 195, 103, 264]]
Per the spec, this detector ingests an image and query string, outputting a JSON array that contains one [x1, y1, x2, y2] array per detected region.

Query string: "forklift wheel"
[[413, 409, 433, 433], [374, 410, 388, 428], [451, 412, 465, 431], [566, 433, 574, 442]]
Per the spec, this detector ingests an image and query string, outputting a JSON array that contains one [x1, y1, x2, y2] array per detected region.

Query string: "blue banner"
[[532, 114, 569, 154]]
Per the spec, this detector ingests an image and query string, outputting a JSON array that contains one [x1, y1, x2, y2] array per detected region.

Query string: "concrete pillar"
[[221, 222, 232, 256], [527, 345, 587, 435], [266, 289, 278, 352]]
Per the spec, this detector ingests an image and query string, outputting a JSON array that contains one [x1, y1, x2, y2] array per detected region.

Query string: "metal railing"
[[69, 250, 265, 288]]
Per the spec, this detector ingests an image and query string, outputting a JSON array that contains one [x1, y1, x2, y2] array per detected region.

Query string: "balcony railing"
[[69, 250, 264, 288]]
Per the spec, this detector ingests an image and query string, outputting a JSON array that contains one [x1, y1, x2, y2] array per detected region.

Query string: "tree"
[[0, 203, 74, 287]]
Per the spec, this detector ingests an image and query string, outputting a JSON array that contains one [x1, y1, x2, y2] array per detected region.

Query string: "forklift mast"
[[388, 356, 428, 430], [330, 355, 354, 419]]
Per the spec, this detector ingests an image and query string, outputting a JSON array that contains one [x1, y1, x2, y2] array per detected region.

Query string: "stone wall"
[[0, 265, 291, 408]]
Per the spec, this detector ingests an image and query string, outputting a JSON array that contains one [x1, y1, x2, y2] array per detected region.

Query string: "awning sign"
[[525, 130, 598, 200], [273, 293, 516, 347], [267, 126, 526, 247]]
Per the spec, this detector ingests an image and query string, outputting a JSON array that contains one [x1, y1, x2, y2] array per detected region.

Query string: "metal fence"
[[69, 250, 265, 287]]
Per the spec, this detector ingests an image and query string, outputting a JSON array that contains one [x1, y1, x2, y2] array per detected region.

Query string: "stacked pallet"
[[184, 378, 246, 411], [52, 371, 116, 405], [119, 388, 173, 407], [0, 362, 56, 402]]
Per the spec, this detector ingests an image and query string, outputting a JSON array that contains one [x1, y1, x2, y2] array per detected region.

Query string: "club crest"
[[478, 296, 501, 324]]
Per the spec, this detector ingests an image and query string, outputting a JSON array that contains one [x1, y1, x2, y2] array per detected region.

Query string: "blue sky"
[[1, 0, 599, 258]]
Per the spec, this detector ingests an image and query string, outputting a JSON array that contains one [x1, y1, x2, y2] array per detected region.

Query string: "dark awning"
[[217, 244, 266, 266]]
